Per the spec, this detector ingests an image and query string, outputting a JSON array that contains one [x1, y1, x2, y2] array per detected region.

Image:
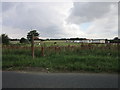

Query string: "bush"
[[20, 37, 29, 44], [1, 34, 10, 45]]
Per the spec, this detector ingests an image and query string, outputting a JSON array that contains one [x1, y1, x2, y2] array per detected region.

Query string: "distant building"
[[91, 39, 106, 43], [74, 39, 92, 43], [66, 39, 106, 43]]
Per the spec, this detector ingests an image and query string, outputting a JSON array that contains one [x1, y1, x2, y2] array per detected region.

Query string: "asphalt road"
[[2, 71, 118, 88]]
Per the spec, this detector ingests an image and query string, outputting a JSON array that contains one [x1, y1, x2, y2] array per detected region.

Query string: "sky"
[[1, 2, 118, 39]]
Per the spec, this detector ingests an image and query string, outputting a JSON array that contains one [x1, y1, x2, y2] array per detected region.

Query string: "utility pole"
[[31, 34, 34, 59]]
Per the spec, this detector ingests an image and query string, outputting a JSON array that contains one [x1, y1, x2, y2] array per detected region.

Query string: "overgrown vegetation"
[[2, 42, 119, 73], [1, 34, 10, 45]]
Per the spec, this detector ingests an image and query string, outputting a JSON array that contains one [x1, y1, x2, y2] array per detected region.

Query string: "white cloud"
[[67, 2, 118, 39], [67, 2, 114, 24], [2, 2, 73, 38], [2, 2, 118, 39], [2, 26, 28, 39]]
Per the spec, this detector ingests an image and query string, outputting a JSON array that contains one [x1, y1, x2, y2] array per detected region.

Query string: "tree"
[[27, 30, 39, 42], [27, 30, 39, 59], [1, 34, 10, 45], [20, 37, 28, 43], [114, 37, 119, 40], [113, 37, 120, 43]]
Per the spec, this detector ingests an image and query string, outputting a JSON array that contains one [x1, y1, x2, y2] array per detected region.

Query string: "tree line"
[[1, 30, 39, 45], [0, 30, 120, 45]]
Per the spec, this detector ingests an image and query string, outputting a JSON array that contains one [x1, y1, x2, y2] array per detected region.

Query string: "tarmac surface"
[[2, 71, 118, 88]]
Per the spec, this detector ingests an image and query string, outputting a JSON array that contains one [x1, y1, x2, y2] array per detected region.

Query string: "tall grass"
[[2, 43, 119, 72]]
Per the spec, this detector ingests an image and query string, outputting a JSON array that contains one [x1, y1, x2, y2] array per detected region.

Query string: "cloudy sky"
[[1, 2, 118, 39]]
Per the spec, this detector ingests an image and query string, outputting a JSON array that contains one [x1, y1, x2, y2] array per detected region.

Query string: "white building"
[[91, 39, 106, 43], [73, 39, 92, 43], [68, 39, 106, 43]]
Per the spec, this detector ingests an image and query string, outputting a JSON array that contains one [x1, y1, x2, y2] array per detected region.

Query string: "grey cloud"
[[2, 2, 66, 38], [2, 2, 117, 39], [67, 2, 115, 24], [0, 3, 2, 13], [3, 2, 64, 29], [3, 2, 64, 28], [41, 25, 64, 38], [2, 2, 16, 12], [118, 2, 120, 38]]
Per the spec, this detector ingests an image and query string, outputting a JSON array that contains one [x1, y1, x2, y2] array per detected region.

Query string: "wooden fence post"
[[31, 34, 34, 59], [55, 46, 57, 52], [41, 47, 44, 56]]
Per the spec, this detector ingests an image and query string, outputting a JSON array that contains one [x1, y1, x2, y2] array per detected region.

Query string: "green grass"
[[2, 43, 119, 73]]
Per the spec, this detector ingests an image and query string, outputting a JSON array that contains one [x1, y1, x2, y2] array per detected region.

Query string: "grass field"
[[2, 41, 119, 73]]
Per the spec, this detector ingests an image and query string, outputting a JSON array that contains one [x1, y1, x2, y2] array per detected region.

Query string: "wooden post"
[[55, 46, 57, 52], [31, 34, 34, 59], [41, 47, 44, 56]]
